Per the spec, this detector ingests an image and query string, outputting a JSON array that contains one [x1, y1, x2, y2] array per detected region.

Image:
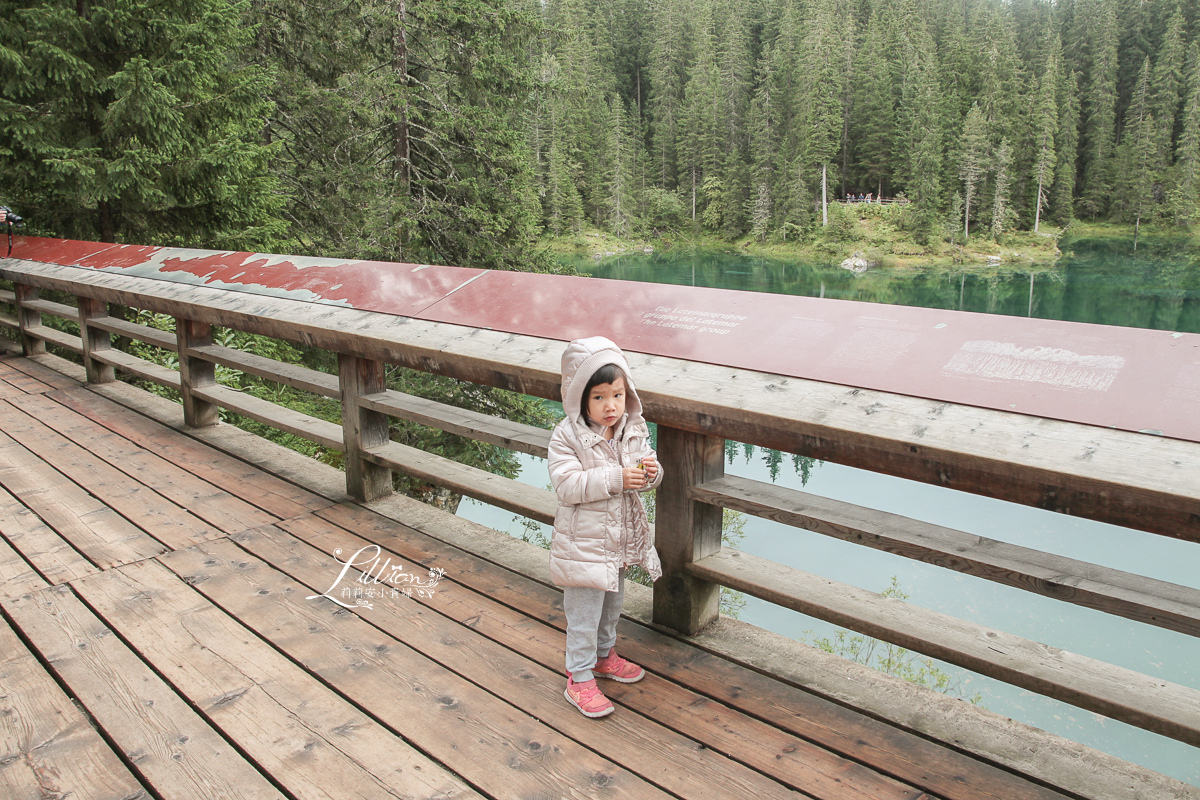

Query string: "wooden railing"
[[2, 253, 1198, 753]]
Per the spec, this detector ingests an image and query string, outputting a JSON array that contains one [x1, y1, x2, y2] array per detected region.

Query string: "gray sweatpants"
[[562, 570, 625, 682]]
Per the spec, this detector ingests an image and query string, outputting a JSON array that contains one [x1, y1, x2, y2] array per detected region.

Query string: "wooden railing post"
[[338, 353, 393, 502], [78, 297, 115, 384], [176, 318, 219, 427], [14, 283, 45, 356], [653, 425, 725, 634]]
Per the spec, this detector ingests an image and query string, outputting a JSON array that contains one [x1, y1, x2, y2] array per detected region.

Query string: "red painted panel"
[[8, 236, 120, 265], [423, 271, 1200, 443], [7, 236, 1198, 443]]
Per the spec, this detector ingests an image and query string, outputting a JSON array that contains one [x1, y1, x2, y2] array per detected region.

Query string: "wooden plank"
[[0, 311, 17, 330], [5, 585, 286, 800], [162, 536, 690, 800], [71, 559, 483, 800], [190, 383, 344, 451], [0, 532, 47, 600], [11, 392, 278, 535], [14, 283, 46, 356], [0, 287, 15, 304], [90, 347, 182, 390], [189, 343, 338, 396], [0, 483, 98, 585], [688, 547, 1200, 747], [7, 256, 1195, 542], [24, 323, 82, 353], [300, 504, 1067, 800], [87, 314, 178, 351], [245, 517, 921, 800], [0, 353, 85, 390], [358, 387, 552, 457], [0, 432, 167, 568], [18, 296, 77, 321], [176, 319, 217, 428], [654, 425, 724, 634], [365, 439, 556, 524], [0, 615, 147, 800], [338, 354, 391, 501], [0, 401, 220, 550], [693, 474, 1200, 638], [48, 387, 332, 519], [79, 297, 115, 384]]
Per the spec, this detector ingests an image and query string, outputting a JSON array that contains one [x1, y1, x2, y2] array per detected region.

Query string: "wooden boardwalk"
[[0, 352, 1092, 800]]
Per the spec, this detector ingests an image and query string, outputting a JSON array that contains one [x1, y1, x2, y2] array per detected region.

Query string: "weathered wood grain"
[[72, 559, 482, 800], [0, 430, 167, 568], [162, 536, 685, 800], [0, 533, 47, 600], [12, 392, 278, 534], [364, 439, 557, 523], [297, 504, 1069, 800], [358, 387, 552, 457], [189, 343, 339, 396], [0, 400, 220, 549], [23, 323, 82, 353], [0, 483, 98, 586], [654, 426, 724, 634], [252, 516, 921, 800], [0, 613, 147, 800], [190, 383, 344, 450], [692, 474, 1200, 638], [0, 287, 15, 304], [17, 296, 76, 321], [2, 259, 1195, 542], [5, 585, 286, 800], [338, 354, 390, 501], [89, 347, 182, 390], [0, 311, 18, 330], [0, 352, 86, 389], [79, 298, 115, 384], [215, 523, 826, 800], [687, 547, 1200, 746], [86, 314, 178, 351], [48, 386, 333, 519], [176, 319, 217, 428]]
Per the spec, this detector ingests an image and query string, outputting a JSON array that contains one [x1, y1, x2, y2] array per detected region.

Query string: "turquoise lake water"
[[458, 234, 1200, 785]]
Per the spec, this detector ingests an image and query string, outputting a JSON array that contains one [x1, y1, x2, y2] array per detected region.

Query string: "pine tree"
[[1078, 0, 1119, 218], [1032, 35, 1061, 233], [1169, 41, 1200, 226], [990, 137, 1014, 239], [960, 103, 990, 240], [1052, 70, 1082, 225], [1113, 57, 1157, 233], [0, 0, 282, 248], [1149, 7, 1186, 178]]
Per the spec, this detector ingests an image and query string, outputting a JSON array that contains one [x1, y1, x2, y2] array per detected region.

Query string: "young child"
[[548, 336, 663, 718]]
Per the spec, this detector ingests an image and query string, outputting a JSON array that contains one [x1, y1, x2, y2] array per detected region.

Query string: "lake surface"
[[459, 234, 1200, 785]]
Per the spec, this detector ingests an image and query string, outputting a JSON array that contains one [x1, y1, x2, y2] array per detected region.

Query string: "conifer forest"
[[4, 0, 1200, 264]]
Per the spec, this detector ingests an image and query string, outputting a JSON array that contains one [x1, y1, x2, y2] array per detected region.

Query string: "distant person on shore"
[[548, 336, 662, 718]]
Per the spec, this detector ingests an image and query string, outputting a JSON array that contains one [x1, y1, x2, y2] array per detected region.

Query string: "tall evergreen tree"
[[1032, 34, 1061, 233], [960, 103, 990, 239], [1170, 41, 1200, 226], [0, 0, 282, 247], [1078, 0, 1119, 218], [1052, 70, 1082, 225], [1113, 57, 1158, 231]]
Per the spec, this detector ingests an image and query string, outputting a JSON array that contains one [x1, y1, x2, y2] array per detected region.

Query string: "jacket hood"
[[560, 336, 644, 433]]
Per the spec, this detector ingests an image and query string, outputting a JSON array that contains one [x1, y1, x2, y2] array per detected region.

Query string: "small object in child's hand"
[[636, 460, 645, 470]]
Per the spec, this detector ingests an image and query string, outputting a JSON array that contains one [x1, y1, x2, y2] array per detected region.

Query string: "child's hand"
[[622, 466, 647, 490], [640, 455, 659, 482]]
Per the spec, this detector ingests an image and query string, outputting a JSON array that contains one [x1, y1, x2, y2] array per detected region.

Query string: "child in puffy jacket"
[[548, 336, 663, 718]]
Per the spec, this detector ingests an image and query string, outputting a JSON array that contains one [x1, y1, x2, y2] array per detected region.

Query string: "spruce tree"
[[960, 103, 990, 240], [1078, 0, 1119, 218], [1169, 41, 1200, 226], [1052, 70, 1081, 225], [0, 0, 282, 248], [1032, 35, 1061, 233]]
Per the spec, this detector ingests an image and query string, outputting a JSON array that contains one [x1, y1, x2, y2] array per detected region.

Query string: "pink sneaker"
[[593, 650, 645, 683], [565, 675, 614, 718]]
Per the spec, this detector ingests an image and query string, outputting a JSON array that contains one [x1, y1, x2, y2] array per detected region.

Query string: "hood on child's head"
[[560, 336, 644, 428]]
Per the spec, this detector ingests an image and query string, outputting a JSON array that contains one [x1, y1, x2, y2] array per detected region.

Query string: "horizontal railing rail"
[[1, 250, 1198, 752]]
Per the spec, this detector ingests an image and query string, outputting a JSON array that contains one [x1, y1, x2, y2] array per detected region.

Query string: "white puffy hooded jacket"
[[547, 337, 663, 591]]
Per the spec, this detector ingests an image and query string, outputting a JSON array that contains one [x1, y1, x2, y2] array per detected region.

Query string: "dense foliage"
[[528, 0, 1200, 242]]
